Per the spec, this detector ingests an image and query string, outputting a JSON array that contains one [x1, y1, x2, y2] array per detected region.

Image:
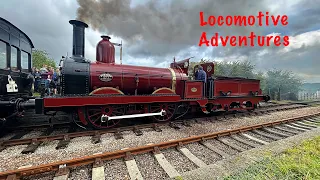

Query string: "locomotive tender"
[[0, 17, 270, 130]]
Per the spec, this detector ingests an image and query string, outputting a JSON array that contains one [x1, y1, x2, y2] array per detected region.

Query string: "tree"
[[32, 49, 56, 69], [214, 60, 255, 78], [264, 69, 302, 100]]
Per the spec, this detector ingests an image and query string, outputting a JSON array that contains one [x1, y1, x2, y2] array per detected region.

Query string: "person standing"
[[40, 64, 48, 74], [194, 66, 199, 80], [51, 68, 59, 94], [46, 74, 51, 95], [34, 68, 41, 92], [196, 66, 207, 82], [55, 68, 61, 94], [196, 66, 207, 96]]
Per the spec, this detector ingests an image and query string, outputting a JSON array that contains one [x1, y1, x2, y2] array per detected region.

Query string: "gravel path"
[[69, 165, 92, 180], [135, 153, 169, 179], [104, 159, 130, 180], [161, 148, 198, 174], [0, 106, 319, 172], [23, 172, 55, 180], [184, 143, 221, 165]]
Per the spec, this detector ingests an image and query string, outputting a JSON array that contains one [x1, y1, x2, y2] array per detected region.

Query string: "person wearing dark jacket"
[[196, 66, 207, 82], [194, 67, 199, 80], [33, 68, 41, 92]]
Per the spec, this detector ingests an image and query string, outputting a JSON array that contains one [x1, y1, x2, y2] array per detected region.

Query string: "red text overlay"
[[198, 11, 290, 47]]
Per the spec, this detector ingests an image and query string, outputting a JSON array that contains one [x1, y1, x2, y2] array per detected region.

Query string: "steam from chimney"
[[76, 0, 269, 57]]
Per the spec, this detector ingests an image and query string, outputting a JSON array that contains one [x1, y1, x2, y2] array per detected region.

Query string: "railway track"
[[1, 102, 310, 134], [3, 101, 311, 132], [0, 103, 308, 154], [0, 112, 319, 180]]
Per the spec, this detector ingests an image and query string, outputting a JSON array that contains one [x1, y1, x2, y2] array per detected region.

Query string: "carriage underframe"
[[36, 91, 266, 129]]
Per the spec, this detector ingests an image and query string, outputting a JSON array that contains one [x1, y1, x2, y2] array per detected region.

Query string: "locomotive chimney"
[[69, 20, 88, 58], [96, 35, 115, 64]]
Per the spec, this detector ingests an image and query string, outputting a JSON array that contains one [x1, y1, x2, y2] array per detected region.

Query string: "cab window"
[[11, 46, 18, 70], [0, 41, 6, 69], [21, 51, 29, 70]]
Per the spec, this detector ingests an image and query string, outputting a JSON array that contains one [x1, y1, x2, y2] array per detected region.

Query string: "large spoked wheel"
[[149, 103, 177, 122], [85, 105, 126, 129]]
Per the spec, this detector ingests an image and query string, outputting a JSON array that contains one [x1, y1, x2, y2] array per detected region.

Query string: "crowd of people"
[[32, 64, 61, 95]]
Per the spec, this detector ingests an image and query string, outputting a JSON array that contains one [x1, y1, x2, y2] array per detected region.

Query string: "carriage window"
[[0, 41, 6, 68], [11, 46, 18, 70], [21, 51, 29, 70]]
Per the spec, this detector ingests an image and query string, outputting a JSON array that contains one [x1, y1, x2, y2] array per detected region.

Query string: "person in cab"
[[196, 66, 207, 82]]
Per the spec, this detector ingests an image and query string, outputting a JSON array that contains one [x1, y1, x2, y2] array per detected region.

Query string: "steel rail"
[[0, 112, 319, 179], [0, 104, 307, 148]]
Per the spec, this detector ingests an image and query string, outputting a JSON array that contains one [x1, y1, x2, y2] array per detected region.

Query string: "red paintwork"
[[208, 96, 264, 111], [90, 63, 188, 95], [96, 36, 115, 64], [214, 77, 261, 96], [77, 107, 87, 125], [43, 95, 181, 107], [184, 81, 204, 99]]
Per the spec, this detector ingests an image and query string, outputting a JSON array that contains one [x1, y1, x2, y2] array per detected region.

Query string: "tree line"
[[189, 59, 303, 101], [32, 49, 57, 70]]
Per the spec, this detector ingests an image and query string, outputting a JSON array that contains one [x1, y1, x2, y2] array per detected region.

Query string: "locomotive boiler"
[[61, 20, 189, 97], [32, 19, 270, 129], [91, 36, 189, 96]]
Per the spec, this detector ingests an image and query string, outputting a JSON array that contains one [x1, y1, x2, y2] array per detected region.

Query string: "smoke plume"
[[76, 0, 269, 57]]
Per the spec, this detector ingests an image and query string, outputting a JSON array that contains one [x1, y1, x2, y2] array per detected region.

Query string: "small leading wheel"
[[149, 103, 177, 122], [245, 101, 255, 112], [85, 105, 126, 129]]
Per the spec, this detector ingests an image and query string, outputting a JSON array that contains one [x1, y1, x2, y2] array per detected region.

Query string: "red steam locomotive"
[[30, 19, 270, 129]]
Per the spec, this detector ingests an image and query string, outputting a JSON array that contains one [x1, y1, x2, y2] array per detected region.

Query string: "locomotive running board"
[[101, 109, 166, 122]]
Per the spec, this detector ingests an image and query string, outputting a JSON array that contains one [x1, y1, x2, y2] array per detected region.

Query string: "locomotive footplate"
[[35, 94, 181, 114]]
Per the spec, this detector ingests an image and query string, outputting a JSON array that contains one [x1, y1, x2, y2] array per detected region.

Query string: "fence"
[[298, 91, 320, 101], [267, 89, 320, 101]]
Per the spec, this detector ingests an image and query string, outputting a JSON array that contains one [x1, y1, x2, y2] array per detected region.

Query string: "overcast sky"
[[1, 0, 320, 83]]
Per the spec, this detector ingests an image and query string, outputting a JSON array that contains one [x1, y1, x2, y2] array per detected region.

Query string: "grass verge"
[[224, 136, 320, 180]]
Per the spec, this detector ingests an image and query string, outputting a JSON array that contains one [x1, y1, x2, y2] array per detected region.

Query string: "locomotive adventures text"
[[198, 12, 290, 47]]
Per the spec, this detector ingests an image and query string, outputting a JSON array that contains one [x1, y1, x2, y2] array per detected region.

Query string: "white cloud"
[[280, 30, 320, 53], [268, 0, 302, 14]]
